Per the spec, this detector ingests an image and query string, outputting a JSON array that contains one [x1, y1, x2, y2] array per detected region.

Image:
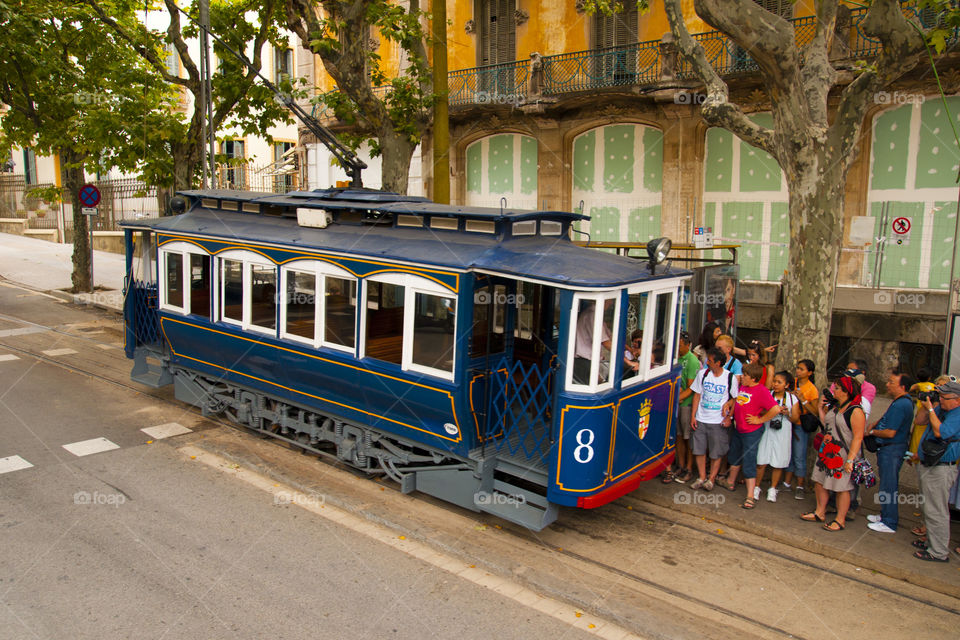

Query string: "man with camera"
[[863, 371, 915, 533], [914, 380, 960, 562]]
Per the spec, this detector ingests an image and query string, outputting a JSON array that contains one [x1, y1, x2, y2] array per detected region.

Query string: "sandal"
[[911, 526, 926, 537], [800, 512, 825, 523], [823, 520, 845, 532], [661, 471, 675, 484], [741, 498, 756, 509], [723, 482, 736, 492], [912, 539, 928, 550], [914, 549, 949, 562]]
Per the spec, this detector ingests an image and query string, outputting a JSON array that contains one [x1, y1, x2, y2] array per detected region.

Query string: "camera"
[[821, 387, 838, 409], [769, 416, 783, 430], [918, 389, 939, 404]]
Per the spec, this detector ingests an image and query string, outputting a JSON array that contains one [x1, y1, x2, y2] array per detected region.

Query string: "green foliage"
[[578, 0, 649, 16]]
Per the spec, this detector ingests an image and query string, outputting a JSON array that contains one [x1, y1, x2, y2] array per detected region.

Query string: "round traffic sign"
[[79, 184, 101, 207], [892, 216, 911, 235]]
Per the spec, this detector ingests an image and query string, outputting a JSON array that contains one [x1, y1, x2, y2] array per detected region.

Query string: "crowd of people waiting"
[[665, 321, 960, 563]]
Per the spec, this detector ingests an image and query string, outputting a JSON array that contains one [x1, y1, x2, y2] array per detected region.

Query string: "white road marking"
[[42, 348, 78, 357], [0, 455, 34, 474], [0, 354, 20, 362], [62, 437, 120, 457], [0, 327, 47, 338], [96, 344, 115, 350], [141, 423, 192, 440], [181, 445, 645, 640]]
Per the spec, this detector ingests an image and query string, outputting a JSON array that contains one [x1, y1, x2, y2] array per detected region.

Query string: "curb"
[[641, 489, 960, 600]]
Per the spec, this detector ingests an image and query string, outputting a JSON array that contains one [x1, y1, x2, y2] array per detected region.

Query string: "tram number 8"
[[573, 429, 595, 463]]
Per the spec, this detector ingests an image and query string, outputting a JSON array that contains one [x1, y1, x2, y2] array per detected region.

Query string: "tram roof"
[[178, 188, 588, 222], [122, 193, 688, 288]]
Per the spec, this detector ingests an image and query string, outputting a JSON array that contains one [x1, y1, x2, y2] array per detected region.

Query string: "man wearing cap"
[[913, 380, 960, 562], [864, 371, 916, 533]]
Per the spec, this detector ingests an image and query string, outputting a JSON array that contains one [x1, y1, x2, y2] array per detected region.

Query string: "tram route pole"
[[431, 0, 450, 204]]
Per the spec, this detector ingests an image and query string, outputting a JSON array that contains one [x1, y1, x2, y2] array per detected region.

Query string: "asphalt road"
[[0, 283, 602, 640]]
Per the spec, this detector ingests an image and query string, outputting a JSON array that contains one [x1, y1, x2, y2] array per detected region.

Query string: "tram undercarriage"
[[169, 362, 559, 530]]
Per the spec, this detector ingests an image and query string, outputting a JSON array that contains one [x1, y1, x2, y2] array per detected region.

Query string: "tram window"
[[250, 264, 277, 331], [285, 269, 316, 341], [189, 254, 211, 320], [622, 290, 650, 387], [469, 285, 505, 358], [165, 252, 184, 309], [365, 281, 404, 365], [324, 276, 356, 348], [599, 296, 616, 384], [412, 293, 455, 373], [221, 259, 244, 324], [650, 291, 675, 369], [515, 282, 536, 340], [571, 296, 618, 388]]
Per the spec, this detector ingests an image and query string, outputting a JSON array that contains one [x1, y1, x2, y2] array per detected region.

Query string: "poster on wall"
[[687, 264, 740, 342]]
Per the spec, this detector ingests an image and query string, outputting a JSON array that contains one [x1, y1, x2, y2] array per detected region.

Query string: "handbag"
[[920, 437, 958, 467], [863, 434, 879, 453], [799, 411, 821, 434], [851, 458, 877, 488]]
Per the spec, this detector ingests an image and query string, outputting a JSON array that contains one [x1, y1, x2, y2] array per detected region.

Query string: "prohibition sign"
[[78, 184, 101, 207], [892, 216, 911, 235]]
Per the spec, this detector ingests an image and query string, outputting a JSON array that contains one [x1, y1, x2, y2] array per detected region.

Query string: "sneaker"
[[868, 521, 895, 533], [867, 515, 882, 523], [690, 478, 705, 490], [780, 482, 792, 492], [794, 486, 806, 500], [753, 486, 761, 501], [675, 469, 693, 484], [767, 487, 778, 502], [703, 479, 715, 491]]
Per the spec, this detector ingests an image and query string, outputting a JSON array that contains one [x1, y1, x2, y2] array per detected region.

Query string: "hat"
[[935, 380, 960, 397], [844, 368, 865, 385]]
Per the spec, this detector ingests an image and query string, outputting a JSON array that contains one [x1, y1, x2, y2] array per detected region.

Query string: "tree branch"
[[664, 0, 776, 156], [800, 0, 838, 127]]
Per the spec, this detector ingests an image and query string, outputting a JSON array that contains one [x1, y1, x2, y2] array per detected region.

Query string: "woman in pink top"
[[725, 362, 781, 509]]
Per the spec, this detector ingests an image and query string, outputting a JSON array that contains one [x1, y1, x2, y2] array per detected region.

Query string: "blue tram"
[[121, 188, 690, 530]]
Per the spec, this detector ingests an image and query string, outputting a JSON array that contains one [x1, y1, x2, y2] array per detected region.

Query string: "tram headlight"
[[646, 237, 672, 271]]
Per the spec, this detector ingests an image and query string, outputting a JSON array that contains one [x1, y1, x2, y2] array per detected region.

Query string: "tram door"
[[469, 277, 558, 466], [124, 229, 162, 357]]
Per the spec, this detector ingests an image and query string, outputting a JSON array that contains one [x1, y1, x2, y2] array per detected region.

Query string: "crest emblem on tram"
[[637, 399, 653, 440]]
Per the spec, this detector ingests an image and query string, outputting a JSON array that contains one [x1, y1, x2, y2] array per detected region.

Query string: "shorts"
[[691, 421, 730, 459], [678, 405, 692, 440], [728, 428, 764, 479]]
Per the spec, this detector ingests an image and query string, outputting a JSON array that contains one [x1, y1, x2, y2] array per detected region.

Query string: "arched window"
[[279, 260, 357, 352], [159, 241, 211, 320], [362, 273, 457, 381], [216, 249, 277, 335]]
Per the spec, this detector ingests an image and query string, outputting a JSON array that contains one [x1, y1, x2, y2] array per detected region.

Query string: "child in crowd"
[[783, 359, 818, 500], [756, 371, 799, 502], [746, 339, 775, 390], [726, 362, 781, 509]]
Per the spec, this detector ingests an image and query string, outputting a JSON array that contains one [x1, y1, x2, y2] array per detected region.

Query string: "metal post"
[[89, 216, 94, 291]]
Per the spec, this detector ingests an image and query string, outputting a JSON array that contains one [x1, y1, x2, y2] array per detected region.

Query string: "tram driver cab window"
[[569, 293, 619, 392]]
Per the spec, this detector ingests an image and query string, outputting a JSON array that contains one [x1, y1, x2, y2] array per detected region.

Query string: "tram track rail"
[[2, 300, 959, 638]]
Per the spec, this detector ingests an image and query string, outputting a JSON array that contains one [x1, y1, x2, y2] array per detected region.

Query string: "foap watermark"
[[874, 492, 924, 506], [69, 90, 109, 106], [475, 91, 523, 106], [474, 490, 526, 508], [474, 290, 525, 305], [682, 291, 725, 306], [873, 91, 924, 106], [674, 91, 707, 105], [673, 490, 725, 507], [73, 490, 126, 507], [274, 491, 326, 508], [873, 291, 926, 308]]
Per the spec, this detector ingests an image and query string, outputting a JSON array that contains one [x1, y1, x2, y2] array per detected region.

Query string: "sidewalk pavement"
[[0, 232, 125, 312], [1, 232, 957, 596]]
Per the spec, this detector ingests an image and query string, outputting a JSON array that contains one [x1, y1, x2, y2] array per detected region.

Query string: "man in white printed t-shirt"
[[689, 346, 739, 491]]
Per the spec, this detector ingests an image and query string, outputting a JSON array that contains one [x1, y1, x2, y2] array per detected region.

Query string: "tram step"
[[475, 479, 558, 530], [131, 351, 173, 388]]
